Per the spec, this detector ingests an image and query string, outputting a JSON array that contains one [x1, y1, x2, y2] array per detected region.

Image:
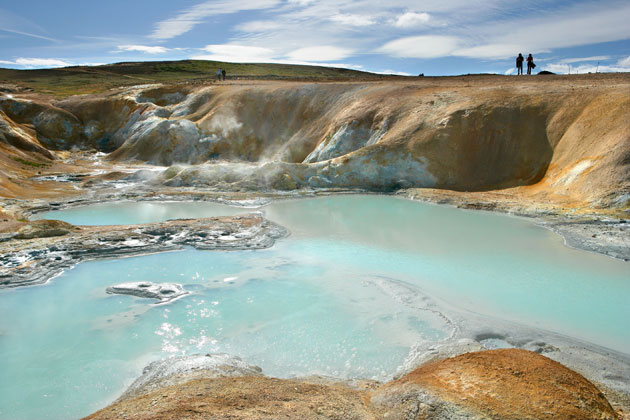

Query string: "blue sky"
[[1, 0, 629, 75]]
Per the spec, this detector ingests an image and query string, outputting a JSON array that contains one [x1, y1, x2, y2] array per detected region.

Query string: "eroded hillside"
[[1, 74, 628, 211]]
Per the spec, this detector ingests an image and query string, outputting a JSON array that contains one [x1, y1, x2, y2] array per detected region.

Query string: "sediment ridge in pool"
[[0, 213, 287, 288]]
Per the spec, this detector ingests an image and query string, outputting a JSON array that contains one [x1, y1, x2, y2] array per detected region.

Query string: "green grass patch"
[[0, 60, 406, 98], [11, 157, 49, 168]]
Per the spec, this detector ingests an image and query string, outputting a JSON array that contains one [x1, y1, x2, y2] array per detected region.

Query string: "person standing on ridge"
[[526, 54, 535, 75], [221, 69, 226, 81], [516, 53, 524, 75], [217, 68, 222, 81]]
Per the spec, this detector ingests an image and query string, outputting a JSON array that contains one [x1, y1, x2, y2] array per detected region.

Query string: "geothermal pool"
[[1, 196, 629, 420]]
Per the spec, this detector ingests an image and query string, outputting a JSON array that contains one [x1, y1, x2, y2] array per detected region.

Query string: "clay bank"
[[0, 74, 629, 420]]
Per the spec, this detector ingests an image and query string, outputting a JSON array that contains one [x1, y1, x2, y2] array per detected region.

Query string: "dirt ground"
[[84, 349, 623, 420]]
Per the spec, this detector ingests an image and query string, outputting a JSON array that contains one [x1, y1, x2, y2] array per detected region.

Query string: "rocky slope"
[[1, 74, 628, 212]]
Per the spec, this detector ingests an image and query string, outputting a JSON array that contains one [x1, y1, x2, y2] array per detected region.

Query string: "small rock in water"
[[106, 281, 189, 303]]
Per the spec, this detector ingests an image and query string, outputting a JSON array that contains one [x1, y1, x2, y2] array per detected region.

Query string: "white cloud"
[[292, 61, 364, 70], [379, 35, 460, 58], [117, 45, 169, 54], [393, 12, 430, 28], [150, 0, 281, 40], [372, 69, 412, 76], [0, 57, 71, 68], [148, 0, 630, 70], [560, 55, 611, 64], [542, 62, 630, 74], [461, 2, 630, 59], [195, 44, 276, 62], [287, 46, 353, 61], [330, 14, 376, 27], [236, 20, 282, 32], [454, 43, 535, 59], [504, 68, 515, 75], [618, 56, 630, 67]]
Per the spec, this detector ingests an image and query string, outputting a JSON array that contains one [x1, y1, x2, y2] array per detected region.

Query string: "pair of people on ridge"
[[516, 53, 535, 75]]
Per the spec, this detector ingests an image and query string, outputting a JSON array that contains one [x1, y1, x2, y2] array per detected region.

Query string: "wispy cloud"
[[0, 27, 58, 42], [0, 57, 71, 68], [236, 20, 283, 32], [539, 55, 630, 74], [542, 62, 630, 74], [393, 12, 431, 28], [450, 1, 630, 59], [559, 55, 611, 64], [193, 44, 276, 63], [373, 69, 413, 76], [379, 36, 460, 58], [192, 43, 362, 68], [287, 46, 354, 61], [454, 43, 532, 60], [147, 0, 628, 71], [0, 7, 58, 42], [149, 0, 281, 40], [330, 14, 376, 27], [4, 0, 627, 75], [117, 45, 169, 54]]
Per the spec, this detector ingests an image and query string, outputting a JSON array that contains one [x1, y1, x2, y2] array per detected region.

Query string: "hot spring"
[[1, 195, 628, 420]]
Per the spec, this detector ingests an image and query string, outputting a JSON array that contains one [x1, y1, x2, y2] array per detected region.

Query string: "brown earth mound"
[[13, 219, 76, 239], [83, 376, 378, 420], [83, 349, 621, 420], [374, 348, 619, 420]]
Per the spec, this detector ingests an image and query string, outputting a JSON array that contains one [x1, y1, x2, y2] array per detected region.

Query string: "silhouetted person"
[[221, 69, 226, 81], [526, 54, 535, 75], [516, 53, 524, 75]]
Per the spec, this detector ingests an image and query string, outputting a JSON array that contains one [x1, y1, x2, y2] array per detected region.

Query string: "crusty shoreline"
[[0, 211, 287, 289]]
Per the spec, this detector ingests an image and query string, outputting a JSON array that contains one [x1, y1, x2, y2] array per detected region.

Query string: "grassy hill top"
[[0, 60, 405, 97]]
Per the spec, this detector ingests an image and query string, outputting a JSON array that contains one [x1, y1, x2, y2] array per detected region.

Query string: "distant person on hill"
[[527, 54, 535, 75], [217, 68, 222, 81], [516, 53, 524, 75], [221, 69, 226, 81]]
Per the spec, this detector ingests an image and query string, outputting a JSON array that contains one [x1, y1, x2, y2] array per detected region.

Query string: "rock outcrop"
[[1, 74, 628, 210], [83, 349, 621, 420], [0, 213, 287, 288], [13, 219, 75, 239], [372, 348, 620, 420], [120, 353, 264, 400], [105, 281, 189, 303]]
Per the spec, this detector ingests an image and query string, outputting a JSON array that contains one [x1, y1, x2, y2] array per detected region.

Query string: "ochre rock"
[[83, 349, 620, 420], [2, 76, 629, 209], [14, 219, 76, 239], [372, 348, 619, 420]]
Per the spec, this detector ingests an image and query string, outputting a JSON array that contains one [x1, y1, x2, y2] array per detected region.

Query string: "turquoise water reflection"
[[1, 195, 628, 420]]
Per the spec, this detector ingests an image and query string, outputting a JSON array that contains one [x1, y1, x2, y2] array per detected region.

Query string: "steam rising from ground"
[[1, 80, 628, 205]]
